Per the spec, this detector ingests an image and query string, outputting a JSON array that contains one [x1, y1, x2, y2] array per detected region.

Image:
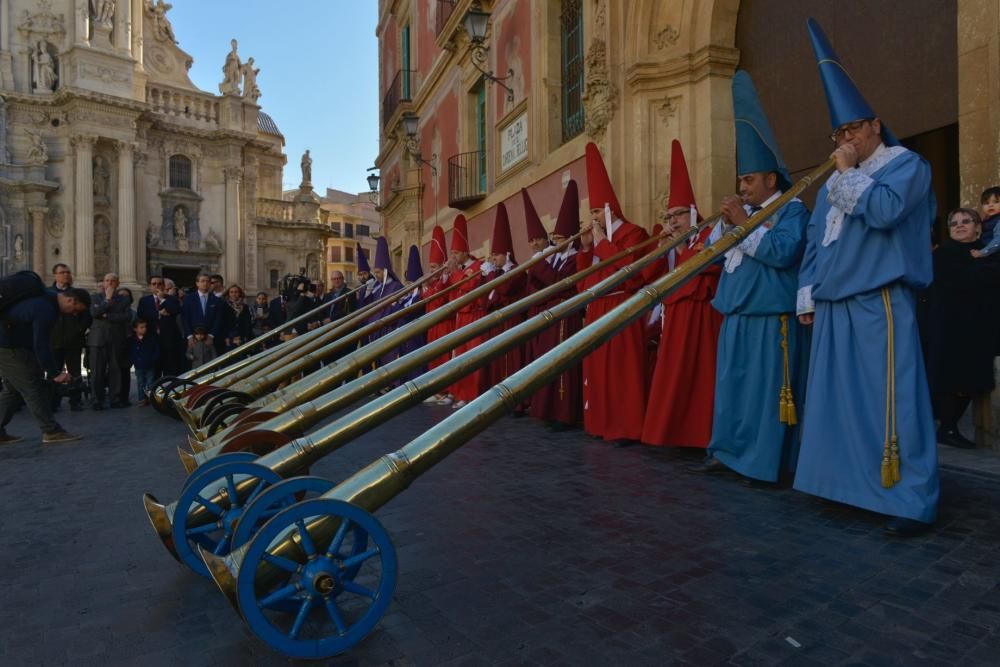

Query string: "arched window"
[[169, 154, 193, 189]]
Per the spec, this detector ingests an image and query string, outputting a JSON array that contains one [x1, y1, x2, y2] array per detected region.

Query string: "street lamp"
[[401, 113, 437, 176], [368, 167, 381, 206], [461, 1, 514, 102]]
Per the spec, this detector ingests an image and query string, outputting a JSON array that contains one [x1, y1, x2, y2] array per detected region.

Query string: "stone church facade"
[[0, 0, 330, 290]]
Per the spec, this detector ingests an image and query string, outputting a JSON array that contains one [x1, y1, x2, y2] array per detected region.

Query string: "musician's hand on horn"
[[831, 143, 858, 173], [591, 220, 606, 244], [579, 224, 594, 250], [721, 195, 748, 227]]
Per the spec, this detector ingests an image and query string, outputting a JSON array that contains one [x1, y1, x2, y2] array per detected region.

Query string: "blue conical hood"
[[807, 18, 899, 146], [732, 70, 791, 191], [356, 242, 370, 273], [405, 245, 423, 281], [373, 236, 391, 271]]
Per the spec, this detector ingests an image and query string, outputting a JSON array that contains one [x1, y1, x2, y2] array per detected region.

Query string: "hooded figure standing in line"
[[422, 225, 455, 404], [483, 202, 527, 391], [364, 236, 405, 368], [576, 142, 649, 444], [443, 215, 486, 409], [395, 244, 427, 382], [794, 19, 938, 536], [640, 140, 722, 449], [689, 71, 811, 482], [355, 242, 374, 307]]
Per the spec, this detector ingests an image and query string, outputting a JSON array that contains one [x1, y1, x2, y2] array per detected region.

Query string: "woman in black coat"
[[922, 208, 1000, 448], [218, 284, 253, 353]]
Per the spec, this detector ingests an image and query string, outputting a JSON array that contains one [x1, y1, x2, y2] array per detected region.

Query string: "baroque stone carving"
[[654, 25, 680, 49], [46, 206, 65, 238], [220, 39, 242, 96], [204, 229, 222, 252], [593, 0, 606, 31], [18, 1, 67, 42], [33, 41, 59, 93], [657, 96, 680, 127], [146, 220, 159, 247], [13, 234, 24, 261], [90, 0, 115, 27], [582, 40, 618, 142], [241, 57, 261, 102], [172, 205, 188, 239], [80, 63, 130, 85], [145, 1, 177, 43], [93, 155, 110, 200], [24, 129, 47, 165]]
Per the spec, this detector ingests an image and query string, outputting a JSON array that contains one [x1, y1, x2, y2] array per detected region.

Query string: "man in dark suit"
[[268, 293, 288, 331], [137, 275, 183, 377], [181, 273, 221, 353], [323, 270, 356, 324], [88, 273, 133, 409]]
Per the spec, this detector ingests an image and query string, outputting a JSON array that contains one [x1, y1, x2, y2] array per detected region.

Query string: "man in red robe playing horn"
[[577, 142, 650, 445], [641, 140, 722, 448], [422, 225, 455, 405], [444, 214, 486, 409], [525, 182, 583, 430]]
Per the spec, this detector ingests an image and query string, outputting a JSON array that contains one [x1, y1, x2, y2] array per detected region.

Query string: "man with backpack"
[[48, 264, 91, 411], [0, 278, 90, 444]]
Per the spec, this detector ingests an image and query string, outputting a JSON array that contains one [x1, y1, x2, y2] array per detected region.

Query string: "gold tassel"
[[881, 444, 892, 488], [778, 315, 797, 425], [880, 288, 899, 489], [890, 435, 900, 483]]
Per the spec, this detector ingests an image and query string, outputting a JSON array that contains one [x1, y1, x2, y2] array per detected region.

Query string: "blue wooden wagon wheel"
[[236, 499, 397, 660], [172, 458, 283, 578], [230, 476, 341, 550]]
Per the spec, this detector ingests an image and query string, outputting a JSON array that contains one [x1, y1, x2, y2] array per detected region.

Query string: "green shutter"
[[476, 81, 487, 191], [401, 24, 411, 99]]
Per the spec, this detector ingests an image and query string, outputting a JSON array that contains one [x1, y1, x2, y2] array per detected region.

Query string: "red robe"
[[484, 266, 526, 386], [423, 278, 454, 370], [641, 226, 722, 447], [447, 260, 487, 402], [578, 221, 649, 441], [526, 250, 583, 425]]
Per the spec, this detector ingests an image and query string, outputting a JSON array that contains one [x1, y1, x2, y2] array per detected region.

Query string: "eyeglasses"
[[55, 270, 71, 274], [948, 218, 976, 227], [664, 210, 689, 222], [830, 119, 873, 143]]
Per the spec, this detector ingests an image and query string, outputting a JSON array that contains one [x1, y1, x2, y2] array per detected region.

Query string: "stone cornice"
[[625, 45, 740, 92]]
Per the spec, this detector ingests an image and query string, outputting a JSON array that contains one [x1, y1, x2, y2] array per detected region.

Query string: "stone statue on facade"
[[33, 42, 58, 93], [24, 129, 47, 165], [93, 155, 110, 200], [90, 0, 116, 26], [145, 0, 176, 43], [241, 57, 261, 103], [13, 235, 24, 262], [204, 229, 222, 252], [300, 149, 312, 185], [219, 39, 242, 95], [146, 220, 159, 247], [172, 206, 188, 239]]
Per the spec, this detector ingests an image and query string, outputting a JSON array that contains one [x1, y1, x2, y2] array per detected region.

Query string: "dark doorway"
[[162, 266, 201, 291], [902, 123, 960, 238]]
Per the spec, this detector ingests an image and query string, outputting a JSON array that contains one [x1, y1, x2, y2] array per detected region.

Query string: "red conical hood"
[[429, 225, 447, 265], [585, 142, 623, 220], [553, 179, 581, 237], [521, 188, 547, 241], [490, 203, 515, 260], [667, 140, 699, 215], [450, 215, 469, 253]]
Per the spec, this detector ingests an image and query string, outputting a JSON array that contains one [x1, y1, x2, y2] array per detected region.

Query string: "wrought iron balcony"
[[382, 69, 414, 129], [448, 150, 488, 209]]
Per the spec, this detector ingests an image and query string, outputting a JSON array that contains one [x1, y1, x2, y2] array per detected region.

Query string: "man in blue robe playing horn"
[[689, 71, 810, 485], [794, 19, 939, 536]]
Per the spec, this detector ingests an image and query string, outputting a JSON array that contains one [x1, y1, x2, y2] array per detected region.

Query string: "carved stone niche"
[[156, 187, 204, 248]]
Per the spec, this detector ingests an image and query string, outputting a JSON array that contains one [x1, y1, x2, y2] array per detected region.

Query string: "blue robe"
[[363, 277, 405, 367], [708, 197, 811, 482], [795, 144, 939, 523]]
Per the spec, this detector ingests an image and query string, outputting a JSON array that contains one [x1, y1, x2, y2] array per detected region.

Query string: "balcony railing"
[[147, 84, 220, 126], [256, 198, 294, 222], [382, 69, 414, 129], [448, 150, 487, 209], [436, 0, 457, 35]]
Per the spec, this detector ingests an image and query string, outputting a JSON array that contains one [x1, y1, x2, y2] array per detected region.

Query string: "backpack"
[[0, 271, 46, 318]]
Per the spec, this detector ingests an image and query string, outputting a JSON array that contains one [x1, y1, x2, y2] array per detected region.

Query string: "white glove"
[[480, 261, 496, 276], [502, 261, 514, 272]]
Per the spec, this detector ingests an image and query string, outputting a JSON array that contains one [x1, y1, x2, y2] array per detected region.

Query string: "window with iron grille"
[[169, 154, 193, 189], [560, 0, 585, 143]]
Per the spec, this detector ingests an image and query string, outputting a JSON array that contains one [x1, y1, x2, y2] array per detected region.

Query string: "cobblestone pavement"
[[0, 400, 998, 667]]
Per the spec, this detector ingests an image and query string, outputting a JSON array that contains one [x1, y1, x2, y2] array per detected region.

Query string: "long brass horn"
[[188, 224, 696, 462], [194, 159, 837, 659]]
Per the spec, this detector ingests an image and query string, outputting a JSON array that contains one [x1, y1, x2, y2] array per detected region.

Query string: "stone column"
[[224, 166, 243, 283], [71, 134, 96, 284], [957, 0, 1000, 205], [115, 140, 137, 284], [131, 0, 145, 69], [28, 207, 48, 276], [134, 149, 147, 281]]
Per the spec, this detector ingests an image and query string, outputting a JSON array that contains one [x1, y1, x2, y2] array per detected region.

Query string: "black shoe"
[[884, 516, 932, 537], [613, 439, 637, 448], [686, 457, 729, 474], [938, 428, 976, 449]]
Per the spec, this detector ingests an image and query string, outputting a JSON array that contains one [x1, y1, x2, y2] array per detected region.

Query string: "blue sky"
[[168, 0, 378, 194]]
